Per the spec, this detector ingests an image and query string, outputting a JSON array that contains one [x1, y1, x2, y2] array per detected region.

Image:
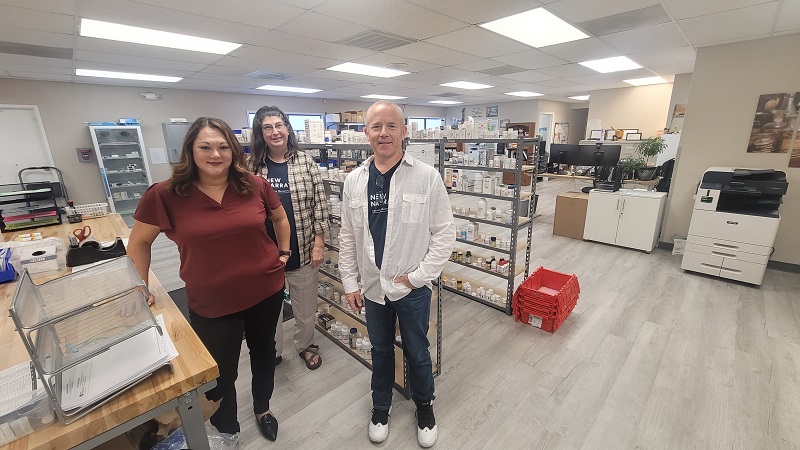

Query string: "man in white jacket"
[[339, 100, 455, 448]]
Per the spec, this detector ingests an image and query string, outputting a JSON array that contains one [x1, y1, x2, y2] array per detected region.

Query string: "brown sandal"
[[299, 344, 322, 370]]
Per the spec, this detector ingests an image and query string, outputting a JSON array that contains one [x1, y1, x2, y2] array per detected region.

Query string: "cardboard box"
[[553, 192, 589, 240], [356, 110, 365, 122]]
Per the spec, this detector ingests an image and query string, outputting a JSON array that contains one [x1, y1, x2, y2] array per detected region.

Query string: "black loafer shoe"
[[275, 355, 283, 366], [257, 413, 278, 441]]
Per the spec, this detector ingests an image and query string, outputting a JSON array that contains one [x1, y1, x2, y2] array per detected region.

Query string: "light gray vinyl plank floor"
[[138, 177, 800, 450]]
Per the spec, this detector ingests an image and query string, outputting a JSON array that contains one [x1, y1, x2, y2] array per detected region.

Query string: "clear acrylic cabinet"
[[88, 126, 154, 227]]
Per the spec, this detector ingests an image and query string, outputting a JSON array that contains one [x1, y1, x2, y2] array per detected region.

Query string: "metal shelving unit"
[[433, 137, 539, 315], [298, 142, 443, 399]]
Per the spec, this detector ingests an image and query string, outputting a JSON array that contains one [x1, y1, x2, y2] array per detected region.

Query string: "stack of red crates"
[[513, 266, 580, 332]]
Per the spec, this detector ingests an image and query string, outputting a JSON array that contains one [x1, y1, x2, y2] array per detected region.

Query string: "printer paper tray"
[[687, 210, 779, 248]]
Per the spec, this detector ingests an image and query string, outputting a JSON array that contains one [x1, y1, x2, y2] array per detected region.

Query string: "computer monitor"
[[548, 144, 581, 166], [577, 143, 621, 166]]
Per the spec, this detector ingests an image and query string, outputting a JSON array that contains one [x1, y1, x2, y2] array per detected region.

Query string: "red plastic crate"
[[513, 266, 580, 332]]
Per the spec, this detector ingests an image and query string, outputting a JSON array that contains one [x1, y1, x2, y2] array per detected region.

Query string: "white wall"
[[664, 33, 800, 265], [0, 79, 445, 204], [586, 84, 674, 139]]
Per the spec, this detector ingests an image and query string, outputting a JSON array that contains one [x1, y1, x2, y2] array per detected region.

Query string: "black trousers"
[[189, 289, 283, 434]]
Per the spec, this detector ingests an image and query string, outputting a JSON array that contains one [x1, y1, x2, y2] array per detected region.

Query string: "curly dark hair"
[[168, 117, 254, 196], [249, 105, 303, 174]]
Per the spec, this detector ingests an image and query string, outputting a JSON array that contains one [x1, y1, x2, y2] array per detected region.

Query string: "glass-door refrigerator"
[[88, 125, 153, 227]]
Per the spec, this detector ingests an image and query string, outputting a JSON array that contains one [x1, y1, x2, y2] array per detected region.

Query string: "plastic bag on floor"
[[150, 424, 240, 450]]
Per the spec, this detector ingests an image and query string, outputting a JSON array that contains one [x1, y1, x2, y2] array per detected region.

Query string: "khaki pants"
[[276, 263, 319, 355]]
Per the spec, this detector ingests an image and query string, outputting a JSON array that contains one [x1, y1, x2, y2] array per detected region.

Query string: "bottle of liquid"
[[363, 338, 372, 360], [349, 328, 358, 349], [474, 172, 484, 193], [477, 198, 487, 219], [483, 175, 493, 195]]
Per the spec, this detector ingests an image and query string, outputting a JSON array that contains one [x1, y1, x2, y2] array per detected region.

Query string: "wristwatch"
[[279, 250, 292, 257]]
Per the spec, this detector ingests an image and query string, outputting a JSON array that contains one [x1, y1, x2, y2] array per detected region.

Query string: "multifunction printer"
[[681, 167, 788, 285]]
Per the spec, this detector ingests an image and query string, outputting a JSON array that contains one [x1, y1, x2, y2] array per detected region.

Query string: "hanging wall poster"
[[554, 123, 569, 144], [486, 106, 498, 117], [747, 92, 799, 155]]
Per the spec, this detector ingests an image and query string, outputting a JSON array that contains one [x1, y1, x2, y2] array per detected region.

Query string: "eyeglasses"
[[262, 122, 286, 133]]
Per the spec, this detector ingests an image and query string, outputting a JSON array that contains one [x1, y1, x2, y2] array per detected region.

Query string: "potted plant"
[[632, 136, 666, 180], [619, 156, 646, 180]]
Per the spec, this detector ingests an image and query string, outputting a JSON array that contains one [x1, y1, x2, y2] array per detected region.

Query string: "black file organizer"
[[66, 238, 127, 267]]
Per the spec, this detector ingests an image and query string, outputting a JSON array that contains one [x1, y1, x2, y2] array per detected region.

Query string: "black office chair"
[[655, 158, 675, 193]]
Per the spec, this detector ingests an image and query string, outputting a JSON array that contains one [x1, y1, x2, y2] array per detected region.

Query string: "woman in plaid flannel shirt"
[[250, 105, 330, 370]]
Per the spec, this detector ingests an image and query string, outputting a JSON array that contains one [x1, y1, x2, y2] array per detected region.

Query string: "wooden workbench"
[[1, 214, 219, 450]]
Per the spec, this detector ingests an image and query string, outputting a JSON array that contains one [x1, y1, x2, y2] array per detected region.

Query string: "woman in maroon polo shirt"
[[127, 117, 290, 442]]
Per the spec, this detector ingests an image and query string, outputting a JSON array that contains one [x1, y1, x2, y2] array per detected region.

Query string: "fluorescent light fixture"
[[569, 95, 590, 100], [480, 8, 588, 48], [256, 84, 322, 93], [361, 94, 408, 100], [505, 91, 543, 97], [429, 100, 463, 105], [326, 62, 409, 78], [579, 56, 641, 73], [76, 68, 181, 83], [440, 81, 493, 90], [624, 76, 667, 86], [79, 18, 241, 55]]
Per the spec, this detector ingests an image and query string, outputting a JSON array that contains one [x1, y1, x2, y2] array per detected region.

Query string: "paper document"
[[0, 361, 42, 416], [59, 314, 178, 411]]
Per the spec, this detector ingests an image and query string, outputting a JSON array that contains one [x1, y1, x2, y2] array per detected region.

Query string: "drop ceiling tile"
[[75, 60, 193, 78], [566, 67, 656, 84], [313, 0, 468, 40], [383, 41, 481, 66], [2, 63, 72, 74], [115, 0, 302, 31], [213, 57, 317, 76], [776, 0, 800, 32], [405, 0, 542, 25], [499, 70, 557, 83], [503, 82, 550, 92], [0, 0, 76, 15], [0, 27, 70, 48], [172, 82, 248, 93], [677, 3, 779, 46], [600, 23, 690, 54], [536, 78, 588, 88], [451, 60, 510, 71], [200, 65, 253, 77], [269, 76, 357, 90], [578, 4, 671, 36], [351, 53, 440, 73], [75, 37, 224, 64], [468, 76, 523, 87], [664, 0, 777, 20], [273, 0, 328, 9], [424, 26, 531, 58], [0, 53, 74, 67], [537, 63, 597, 78], [420, 66, 486, 81], [649, 61, 696, 75], [276, 12, 369, 42], [538, 37, 620, 63], [251, 31, 374, 61], [187, 72, 266, 87], [178, 76, 256, 89], [8, 71, 72, 81], [628, 45, 696, 67], [75, 50, 209, 72], [547, 0, 661, 24], [302, 68, 397, 83], [228, 45, 339, 69], [492, 48, 569, 70], [77, 0, 270, 43], [0, 5, 72, 33]]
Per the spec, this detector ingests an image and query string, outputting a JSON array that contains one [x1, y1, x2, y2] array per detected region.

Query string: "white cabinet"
[[583, 190, 668, 252], [88, 126, 153, 227]]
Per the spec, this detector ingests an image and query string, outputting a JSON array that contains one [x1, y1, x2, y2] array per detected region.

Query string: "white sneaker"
[[369, 407, 391, 443], [416, 402, 437, 448]]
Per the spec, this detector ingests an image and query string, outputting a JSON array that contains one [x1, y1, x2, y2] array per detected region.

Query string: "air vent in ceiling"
[[478, 65, 525, 76], [579, 5, 670, 36], [336, 30, 417, 52], [245, 70, 292, 81], [0, 41, 72, 59]]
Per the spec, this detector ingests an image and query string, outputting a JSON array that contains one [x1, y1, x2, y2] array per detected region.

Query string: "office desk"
[[543, 173, 659, 190], [1, 214, 219, 450]]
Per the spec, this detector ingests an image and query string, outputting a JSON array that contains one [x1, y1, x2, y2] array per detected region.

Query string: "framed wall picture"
[[589, 129, 603, 140], [486, 106, 498, 117], [626, 132, 642, 141], [622, 129, 639, 140]]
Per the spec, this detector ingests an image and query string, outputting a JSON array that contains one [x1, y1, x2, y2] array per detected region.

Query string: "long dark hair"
[[249, 105, 302, 174], [168, 117, 254, 196]]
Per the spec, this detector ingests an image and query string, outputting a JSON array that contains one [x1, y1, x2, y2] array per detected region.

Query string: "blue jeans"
[[365, 286, 435, 409]]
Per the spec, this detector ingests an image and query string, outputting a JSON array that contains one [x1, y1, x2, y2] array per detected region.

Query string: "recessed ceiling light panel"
[[480, 8, 588, 48], [429, 100, 463, 105], [579, 56, 641, 73], [440, 81, 493, 90], [256, 85, 322, 93], [79, 18, 241, 55], [569, 95, 590, 100], [623, 76, 667, 86], [326, 62, 409, 78], [505, 91, 543, 97], [76, 68, 181, 82], [361, 94, 408, 100]]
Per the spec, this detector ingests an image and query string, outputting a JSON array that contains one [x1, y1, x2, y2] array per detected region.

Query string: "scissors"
[[72, 225, 92, 243]]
